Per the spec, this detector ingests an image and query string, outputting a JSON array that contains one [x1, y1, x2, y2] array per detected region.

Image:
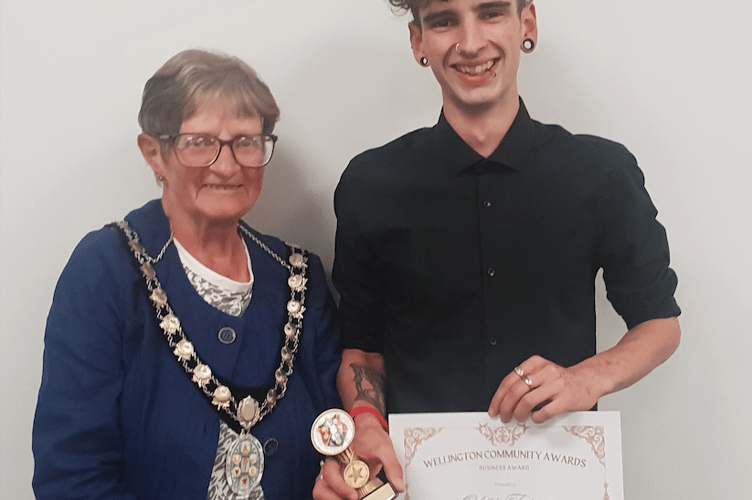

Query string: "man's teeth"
[[458, 61, 494, 74]]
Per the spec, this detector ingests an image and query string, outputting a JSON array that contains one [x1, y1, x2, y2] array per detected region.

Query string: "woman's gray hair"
[[138, 49, 280, 137]]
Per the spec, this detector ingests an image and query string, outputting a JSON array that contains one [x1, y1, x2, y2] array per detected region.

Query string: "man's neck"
[[443, 94, 520, 158]]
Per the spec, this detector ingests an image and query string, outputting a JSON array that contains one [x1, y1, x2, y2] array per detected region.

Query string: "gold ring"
[[523, 376, 534, 389], [514, 366, 525, 378]]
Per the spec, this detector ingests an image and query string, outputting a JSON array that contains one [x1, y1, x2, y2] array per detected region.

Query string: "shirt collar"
[[434, 98, 535, 175]]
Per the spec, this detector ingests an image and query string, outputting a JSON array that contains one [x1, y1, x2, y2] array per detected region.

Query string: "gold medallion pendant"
[[225, 434, 264, 495]]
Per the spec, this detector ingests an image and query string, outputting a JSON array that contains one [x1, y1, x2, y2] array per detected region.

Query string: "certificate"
[[389, 412, 623, 500]]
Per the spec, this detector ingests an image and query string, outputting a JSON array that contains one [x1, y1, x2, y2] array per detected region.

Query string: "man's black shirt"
[[332, 101, 680, 413]]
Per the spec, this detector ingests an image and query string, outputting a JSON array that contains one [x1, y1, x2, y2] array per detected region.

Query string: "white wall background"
[[1, 0, 750, 498]]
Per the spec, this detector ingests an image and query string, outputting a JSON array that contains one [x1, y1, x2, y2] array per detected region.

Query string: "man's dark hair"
[[388, 0, 531, 23]]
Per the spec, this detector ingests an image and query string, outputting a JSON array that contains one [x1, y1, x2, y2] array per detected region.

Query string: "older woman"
[[32, 49, 340, 500]]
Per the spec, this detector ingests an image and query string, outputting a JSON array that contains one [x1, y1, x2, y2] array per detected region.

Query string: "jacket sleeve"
[[32, 228, 138, 500], [304, 252, 342, 411]]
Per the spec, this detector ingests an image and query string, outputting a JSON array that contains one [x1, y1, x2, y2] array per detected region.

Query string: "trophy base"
[[362, 482, 397, 500]]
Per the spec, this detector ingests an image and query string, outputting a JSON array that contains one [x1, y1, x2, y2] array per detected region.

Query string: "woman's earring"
[[419, 57, 429, 67], [522, 39, 535, 53]]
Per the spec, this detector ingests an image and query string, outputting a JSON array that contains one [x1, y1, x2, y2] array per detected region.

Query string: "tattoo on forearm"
[[350, 363, 386, 415]]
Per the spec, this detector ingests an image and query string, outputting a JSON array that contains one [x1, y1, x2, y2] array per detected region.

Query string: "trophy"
[[311, 409, 397, 500]]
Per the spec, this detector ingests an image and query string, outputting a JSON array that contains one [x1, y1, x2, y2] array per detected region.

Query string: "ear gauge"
[[522, 38, 536, 53], [419, 57, 429, 67]]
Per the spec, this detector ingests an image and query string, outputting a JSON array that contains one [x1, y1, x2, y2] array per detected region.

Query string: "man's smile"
[[453, 59, 498, 75]]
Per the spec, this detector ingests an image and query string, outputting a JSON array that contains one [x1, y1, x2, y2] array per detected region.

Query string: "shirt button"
[[218, 327, 237, 344], [486, 267, 496, 277], [482, 200, 492, 209], [489, 337, 497, 346]]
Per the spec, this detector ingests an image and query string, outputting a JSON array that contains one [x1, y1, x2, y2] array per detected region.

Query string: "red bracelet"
[[350, 407, 389, 432]]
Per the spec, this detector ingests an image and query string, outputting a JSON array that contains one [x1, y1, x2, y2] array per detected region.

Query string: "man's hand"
[[488, 355, 601, 423], [314, 349, 406, 499], [488, 317, 681, 423], [314, 458, 358, 500], [313, 412, 405, 500]]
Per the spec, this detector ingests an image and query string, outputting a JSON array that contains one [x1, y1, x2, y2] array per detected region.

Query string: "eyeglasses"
[[158, 133, 277, 168]]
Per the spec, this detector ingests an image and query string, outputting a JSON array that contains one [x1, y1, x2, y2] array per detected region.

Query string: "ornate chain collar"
[[114, 220, 309, 432]]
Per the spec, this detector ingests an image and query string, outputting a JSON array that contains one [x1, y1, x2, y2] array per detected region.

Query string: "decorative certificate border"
[[391, 412, 622, 500]]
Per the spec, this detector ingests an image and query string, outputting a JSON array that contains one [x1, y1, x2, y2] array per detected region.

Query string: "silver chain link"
[[238, 225, 291, 271]]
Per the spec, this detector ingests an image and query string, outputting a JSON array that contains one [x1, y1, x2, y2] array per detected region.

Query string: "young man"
[[314, 1, 681, 499]]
